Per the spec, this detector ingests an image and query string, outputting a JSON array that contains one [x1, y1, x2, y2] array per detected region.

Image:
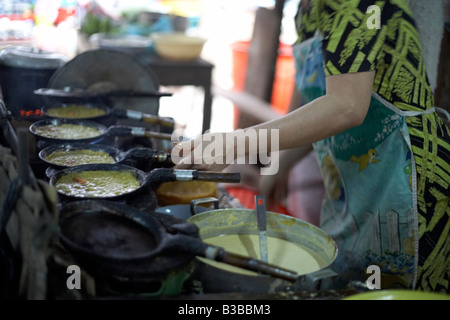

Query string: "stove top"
[[2, 102, 363, 300]]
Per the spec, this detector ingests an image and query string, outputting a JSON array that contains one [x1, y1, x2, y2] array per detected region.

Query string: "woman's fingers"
[[171, 133, 230, 171]]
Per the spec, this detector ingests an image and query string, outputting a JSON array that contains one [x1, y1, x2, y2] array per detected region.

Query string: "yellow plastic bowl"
[[343, 289, 450, 300], [152, 32, 206, 61]]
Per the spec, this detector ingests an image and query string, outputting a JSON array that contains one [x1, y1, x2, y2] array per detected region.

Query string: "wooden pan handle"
[[143, 131, 173, 140], [195, 171, 241, 183], [120, 109, 175, 128], [141, 114, 175, 128]]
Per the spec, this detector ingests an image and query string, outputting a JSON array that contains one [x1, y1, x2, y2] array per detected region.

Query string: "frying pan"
[[40, 103, 175, 128], [34, 87, 173, 101], [58, 199, 299, 281], [29, 118, 172, 144], [48, 164, 241, 200], [58, 200, 196, 279], [38, 143, 172, 170], [41, 103, 110, 121]]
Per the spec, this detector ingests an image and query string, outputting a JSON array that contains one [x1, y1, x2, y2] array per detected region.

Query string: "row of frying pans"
[[31, 102, 176, 145], [31, 103, 241, 201], [31, 105, 280, 290], [38, 102, 176, 128], [29, 99, 297, 289]]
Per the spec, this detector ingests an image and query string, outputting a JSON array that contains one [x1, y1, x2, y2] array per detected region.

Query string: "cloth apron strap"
[[372, 92, 440, 117]]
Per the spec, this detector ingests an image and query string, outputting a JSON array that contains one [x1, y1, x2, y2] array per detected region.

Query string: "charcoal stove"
[[0, 47, 205, 298], [1, 110, 366, 299], [0, 49, 366, 299]]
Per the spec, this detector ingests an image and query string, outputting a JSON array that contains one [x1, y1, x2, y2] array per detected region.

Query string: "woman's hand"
[[172, 132, 232, 171]]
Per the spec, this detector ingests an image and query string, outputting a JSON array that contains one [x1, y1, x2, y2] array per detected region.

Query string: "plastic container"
[[151, 32, 206, 60], [0, 46, 67, 117]]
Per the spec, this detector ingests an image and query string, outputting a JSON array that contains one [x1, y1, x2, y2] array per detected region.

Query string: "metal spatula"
[[255, 195, 268, 263]]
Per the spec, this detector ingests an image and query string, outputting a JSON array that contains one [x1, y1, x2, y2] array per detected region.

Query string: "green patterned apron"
[[293, 32, 435, 288]]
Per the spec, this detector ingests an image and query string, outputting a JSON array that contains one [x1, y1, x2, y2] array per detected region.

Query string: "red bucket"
[[231, 41, 295, 129]]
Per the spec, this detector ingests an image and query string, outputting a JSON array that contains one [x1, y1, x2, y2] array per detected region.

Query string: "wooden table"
[[141, 55, 214, 133]]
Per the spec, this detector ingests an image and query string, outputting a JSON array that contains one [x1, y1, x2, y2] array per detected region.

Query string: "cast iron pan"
[[58, 200, 199, 280], [34, 87, 173, 101], [29, 118, 172, 144], [58, 200, 299, 282], [40, 103, 175, 128], [48, 163, 241, 200], [39, 143, 172, 170], [40, 103, 110, 121]]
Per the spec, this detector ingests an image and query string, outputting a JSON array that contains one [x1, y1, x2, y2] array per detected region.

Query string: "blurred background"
[[0, 0, 302, 138]]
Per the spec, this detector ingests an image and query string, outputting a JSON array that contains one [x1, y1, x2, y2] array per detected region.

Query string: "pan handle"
[[210, 246, 299, 282], [112, 109, 175, 128], [105, 126, 173, 140], [122, 148, 172, 164], [147, 168, 241, 187], [190, 197, 219, 216], [160, 232, 298, 282], [141, 114, 175, 128], [143, 130, 173, 141], [195, 171, 241, 182], [107, 90, 173, 98], [130, 126, 173, 140], [104, 125, 135, 137]]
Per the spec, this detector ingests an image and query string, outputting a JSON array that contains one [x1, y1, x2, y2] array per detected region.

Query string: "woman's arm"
[[246, 70, 375, 152], [173, 70, 375, 170]]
